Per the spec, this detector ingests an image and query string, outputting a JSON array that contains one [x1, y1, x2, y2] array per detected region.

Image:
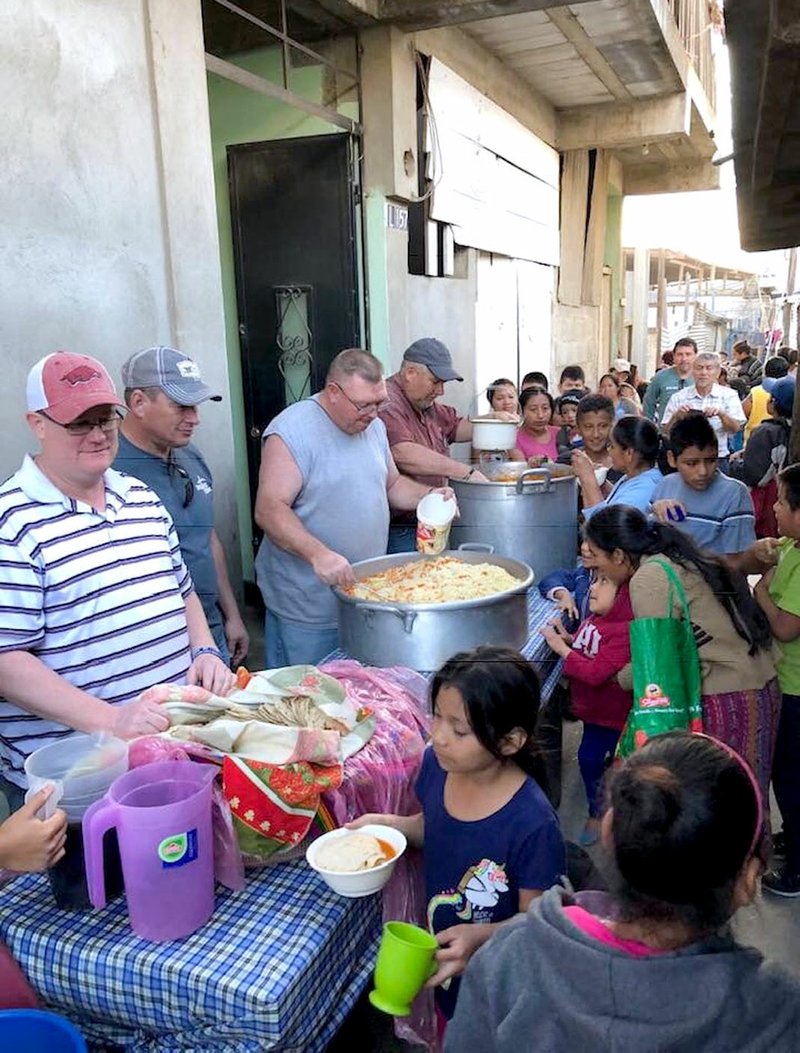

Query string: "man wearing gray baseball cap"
[[380, 337, 513, 551], [114, 347, 249, 667]]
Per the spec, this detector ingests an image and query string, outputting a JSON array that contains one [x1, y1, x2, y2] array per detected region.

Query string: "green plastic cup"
[[369, 921, 439, 1016]]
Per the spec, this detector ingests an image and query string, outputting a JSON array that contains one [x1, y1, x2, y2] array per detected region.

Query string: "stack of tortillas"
[[315, 832, 390, 873]]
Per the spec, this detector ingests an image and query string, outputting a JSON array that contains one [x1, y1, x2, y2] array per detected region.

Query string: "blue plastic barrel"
[[0, 1009, 87, 1051]]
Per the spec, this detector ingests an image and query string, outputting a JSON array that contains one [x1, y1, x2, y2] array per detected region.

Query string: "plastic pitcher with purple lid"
[[82, 760, 216, 941]]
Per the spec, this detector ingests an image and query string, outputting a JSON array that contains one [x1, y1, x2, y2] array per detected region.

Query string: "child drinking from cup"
[[542, 572, 633, 846], [349, 646, 564, 1026], [446, 731, 800, 1052]]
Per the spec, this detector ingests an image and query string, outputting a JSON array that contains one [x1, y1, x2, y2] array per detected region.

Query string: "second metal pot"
[[449, 466, 578, 581]]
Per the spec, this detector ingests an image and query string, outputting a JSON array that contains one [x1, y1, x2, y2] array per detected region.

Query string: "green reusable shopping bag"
[[616, 559, 703, 758]]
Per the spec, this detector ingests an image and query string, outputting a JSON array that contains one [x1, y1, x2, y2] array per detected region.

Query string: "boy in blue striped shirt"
[[650, 412, 756, 565]]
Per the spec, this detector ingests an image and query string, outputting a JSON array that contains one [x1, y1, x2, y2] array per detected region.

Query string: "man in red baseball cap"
[[0, 352, 234, 809], [25, 351, 125, 423]]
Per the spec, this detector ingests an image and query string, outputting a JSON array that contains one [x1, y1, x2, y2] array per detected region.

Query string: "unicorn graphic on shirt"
[[427, 858, 509, 929]]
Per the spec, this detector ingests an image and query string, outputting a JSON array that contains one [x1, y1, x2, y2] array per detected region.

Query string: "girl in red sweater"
[[542, 573, 634, 845]]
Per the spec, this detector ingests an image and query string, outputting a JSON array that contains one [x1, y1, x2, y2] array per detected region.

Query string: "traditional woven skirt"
[[702, 677, 781, 802]]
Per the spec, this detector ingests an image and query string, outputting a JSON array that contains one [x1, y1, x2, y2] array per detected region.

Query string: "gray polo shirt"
[[255, 396, 392, 627]]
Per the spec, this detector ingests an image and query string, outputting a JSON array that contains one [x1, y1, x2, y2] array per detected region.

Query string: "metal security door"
[[228, 133, 360, 516]]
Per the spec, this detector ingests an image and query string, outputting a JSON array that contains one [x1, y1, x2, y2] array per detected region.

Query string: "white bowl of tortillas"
[[306, 824, 407, 897]]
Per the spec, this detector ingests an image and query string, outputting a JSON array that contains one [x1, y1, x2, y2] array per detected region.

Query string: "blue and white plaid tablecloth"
[[328, 588, 564, 696], [0, 860, 381, 1052], [520, 589, 564, 699]]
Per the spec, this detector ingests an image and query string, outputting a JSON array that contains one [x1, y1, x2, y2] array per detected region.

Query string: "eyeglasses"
[[41, 410, 123, 436], [167, 456, 194, 508], [332, 382, 388, 416]]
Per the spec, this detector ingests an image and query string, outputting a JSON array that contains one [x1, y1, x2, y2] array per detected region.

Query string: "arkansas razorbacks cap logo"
[[61, 365, 102, 386]]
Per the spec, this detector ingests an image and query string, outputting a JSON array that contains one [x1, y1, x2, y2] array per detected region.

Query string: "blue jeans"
[[578, 723, 621, 817], [265, 610, 339, 669], [387, 525, 417, 554], [209, 616, 232, 667]]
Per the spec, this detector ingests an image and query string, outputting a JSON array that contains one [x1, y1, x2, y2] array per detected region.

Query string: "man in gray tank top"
[[254, 349, 454, 667]]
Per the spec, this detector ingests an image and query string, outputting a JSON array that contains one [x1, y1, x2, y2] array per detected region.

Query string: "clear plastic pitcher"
[[25, 733, 129, 817], [25, 733, 128, 910], [83, 760, 217, 941]]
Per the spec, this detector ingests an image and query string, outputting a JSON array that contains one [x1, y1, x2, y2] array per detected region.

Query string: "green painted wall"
[[206, 48, 358, 578], [363, 189, 391, 367]]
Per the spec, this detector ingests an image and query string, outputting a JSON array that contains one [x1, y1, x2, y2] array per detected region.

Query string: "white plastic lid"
[[416, 492, 457, 526]]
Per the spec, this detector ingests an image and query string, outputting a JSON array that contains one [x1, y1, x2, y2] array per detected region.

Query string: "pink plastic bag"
[[128, 737, 245, 892], [320, 660, 436, 1050]]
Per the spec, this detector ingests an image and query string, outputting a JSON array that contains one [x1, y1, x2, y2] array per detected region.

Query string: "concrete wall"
[[0, 0, 240, 578], [360, 25, 559, 411], [552, 306, 601, 386]]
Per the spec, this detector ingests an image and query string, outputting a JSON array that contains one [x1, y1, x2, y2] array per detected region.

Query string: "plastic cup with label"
[[416, 493, 457, 555]]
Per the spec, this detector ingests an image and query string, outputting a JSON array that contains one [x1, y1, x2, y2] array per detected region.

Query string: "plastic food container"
[[416, 492, 457, 555]]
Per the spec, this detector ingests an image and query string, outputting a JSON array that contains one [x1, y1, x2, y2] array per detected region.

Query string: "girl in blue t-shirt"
[[349, 646, 565, 1023]]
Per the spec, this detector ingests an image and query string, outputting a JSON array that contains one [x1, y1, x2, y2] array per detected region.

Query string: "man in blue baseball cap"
[[114, 347, 249, 667]]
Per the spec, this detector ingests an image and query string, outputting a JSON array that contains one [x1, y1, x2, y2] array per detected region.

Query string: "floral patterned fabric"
[[223, 756, 343, 861]]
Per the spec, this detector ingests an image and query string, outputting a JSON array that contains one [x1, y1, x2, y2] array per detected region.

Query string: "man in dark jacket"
[[732, 339, 763, 388]]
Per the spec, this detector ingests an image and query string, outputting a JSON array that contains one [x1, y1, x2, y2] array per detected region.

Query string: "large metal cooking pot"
[[449, 465, 578, 581], [332, 548, 533, 671]]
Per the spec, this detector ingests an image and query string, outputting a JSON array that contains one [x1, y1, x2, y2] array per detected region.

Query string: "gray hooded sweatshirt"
[[445, 887, 800, 1052]]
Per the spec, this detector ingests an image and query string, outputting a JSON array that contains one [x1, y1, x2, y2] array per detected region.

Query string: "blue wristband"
[[191, 646, 223, 662]]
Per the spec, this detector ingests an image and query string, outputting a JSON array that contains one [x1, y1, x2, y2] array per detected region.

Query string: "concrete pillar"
[[360, 26, 418, 363], [656, 249, 667, 358], [631, 246, 650, 376]]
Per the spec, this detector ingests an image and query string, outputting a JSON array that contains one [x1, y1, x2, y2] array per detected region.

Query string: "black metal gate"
[[228, 133, 360, 522]]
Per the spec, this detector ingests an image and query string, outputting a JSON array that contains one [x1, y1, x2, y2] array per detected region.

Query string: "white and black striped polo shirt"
[[0, 456, 193, 786]]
